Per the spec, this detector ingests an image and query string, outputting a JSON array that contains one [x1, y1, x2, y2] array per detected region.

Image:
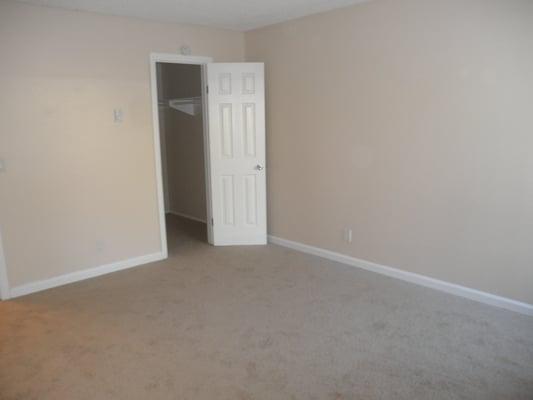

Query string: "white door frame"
[[0, 228, 10, 300], [149, 53, 214, 254]]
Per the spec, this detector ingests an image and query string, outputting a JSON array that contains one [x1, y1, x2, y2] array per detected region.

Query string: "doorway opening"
[[151, 55, 267, 253], [151, 54, 214, 255]]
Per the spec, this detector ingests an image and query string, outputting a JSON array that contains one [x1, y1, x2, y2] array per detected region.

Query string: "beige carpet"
[[1, 215, 532, 400]]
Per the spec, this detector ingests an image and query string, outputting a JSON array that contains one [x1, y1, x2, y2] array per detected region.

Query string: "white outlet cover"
[[344, 228, 353, 243]]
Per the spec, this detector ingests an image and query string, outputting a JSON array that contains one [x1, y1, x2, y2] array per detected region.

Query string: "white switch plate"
[[113, 108, 123, 123]]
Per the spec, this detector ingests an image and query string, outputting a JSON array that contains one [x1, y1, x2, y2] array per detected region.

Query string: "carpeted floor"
[[1, 215, 532, 400]]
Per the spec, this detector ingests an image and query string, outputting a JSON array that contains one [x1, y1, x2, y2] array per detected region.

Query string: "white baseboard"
[[9, 252, 166, 299], [167, 210, 207, 224], [268, 235, 533, 317]]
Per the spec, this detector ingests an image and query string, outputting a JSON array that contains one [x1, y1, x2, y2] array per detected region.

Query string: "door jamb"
[[149, 53, 214, 255], [0, 228, 10, 300]]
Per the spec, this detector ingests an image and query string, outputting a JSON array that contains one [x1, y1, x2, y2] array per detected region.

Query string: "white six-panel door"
[[206, 63, 266, 245]]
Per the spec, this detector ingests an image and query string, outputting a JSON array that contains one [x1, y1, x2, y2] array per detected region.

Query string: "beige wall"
[[0, 1, 243, 287], [158, 63, 207, 221], [1, 0, 532, 305], [246, 0, 533, 304]]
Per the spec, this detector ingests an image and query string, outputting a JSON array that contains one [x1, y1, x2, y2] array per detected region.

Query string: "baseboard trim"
[[167, 210, 207, 224], [9, 252, 166, 299], [268, 235, 533, 317]]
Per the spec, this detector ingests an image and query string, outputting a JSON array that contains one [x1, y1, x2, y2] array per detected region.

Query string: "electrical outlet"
[[343, 228, 353, 244], [95, 240, 106, 252]]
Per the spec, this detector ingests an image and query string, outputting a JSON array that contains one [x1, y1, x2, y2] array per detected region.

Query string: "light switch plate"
[[113, 108, 123, 123]]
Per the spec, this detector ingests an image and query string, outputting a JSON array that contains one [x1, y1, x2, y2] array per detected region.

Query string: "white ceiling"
[[15, 0, 371, 31]]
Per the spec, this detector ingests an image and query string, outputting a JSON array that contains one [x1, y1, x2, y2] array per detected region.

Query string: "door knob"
[[254, 164, 264, 171]]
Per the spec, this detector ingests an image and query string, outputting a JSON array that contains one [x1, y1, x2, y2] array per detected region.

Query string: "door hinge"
[[211, 218, 214, 226], [206, 85, 209, 94]]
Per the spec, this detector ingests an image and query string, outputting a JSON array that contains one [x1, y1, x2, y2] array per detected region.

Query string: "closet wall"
[[158, 63, 207, 222]]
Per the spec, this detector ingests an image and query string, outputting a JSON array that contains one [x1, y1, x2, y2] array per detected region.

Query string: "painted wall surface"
[[157, 63, 207, 221], [0, 1, 244, 287], [246, 0, 533, 303]]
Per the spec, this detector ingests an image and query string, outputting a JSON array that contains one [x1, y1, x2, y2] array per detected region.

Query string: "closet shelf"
[[168, 96, 202, 116]]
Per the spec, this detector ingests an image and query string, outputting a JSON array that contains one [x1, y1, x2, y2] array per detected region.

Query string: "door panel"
[[206, 63, 266, 245]]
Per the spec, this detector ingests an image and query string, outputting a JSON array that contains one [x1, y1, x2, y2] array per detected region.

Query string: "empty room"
[[0, 0, 532, 399]]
